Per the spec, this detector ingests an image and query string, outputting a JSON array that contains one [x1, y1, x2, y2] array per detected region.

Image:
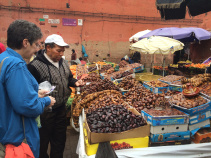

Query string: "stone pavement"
[[63, 126, 80, 158]]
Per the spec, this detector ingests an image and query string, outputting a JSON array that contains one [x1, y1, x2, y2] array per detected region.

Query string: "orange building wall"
[[0, 0, 211, 64]]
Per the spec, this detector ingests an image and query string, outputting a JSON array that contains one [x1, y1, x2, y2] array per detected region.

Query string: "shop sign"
[[48, 19, 60, 24], [78, 19, 83, 26], [43, 15, 49, 19], [62, 18, 77, 26], [39, 18, 45, 21]]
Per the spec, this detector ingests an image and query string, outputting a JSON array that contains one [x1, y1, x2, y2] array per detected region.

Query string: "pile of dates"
[[112, 70, 133, 80], [123, 86, 167, 112], [119, 60, 129, 68], [86, 105, 147, 133], [118, 76, 140, 90], [143, 107, 185, 116], [88, 66, 97, 72], [80, 79, 120, 99], [198, 82, 211, 97], [82, 72, 101, 83], [100, 64, 112, 73], [170, 93, 207, 109]]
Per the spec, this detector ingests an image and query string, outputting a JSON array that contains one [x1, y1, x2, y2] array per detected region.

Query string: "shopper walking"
[[0, 20, 55, 158], [28, 34, 84, 158]]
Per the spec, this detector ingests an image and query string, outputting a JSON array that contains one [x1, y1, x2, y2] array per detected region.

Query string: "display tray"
[[133, 65, 144, 73], [150, 131, 191, 143], [84, 125, 149, 156], [143, 82, 169, 94], [150, 124, 188, 134], [111, 73, 135, 81], [200, 92, 211, 100], [189, 110, 211, 125], [169, 84, 183, 92], [141, 110, 189, 126], [150, 139, 191, 147], [170, 96, 211, 116], [85, 108, 150, 144], [158, 79, 171, 85]]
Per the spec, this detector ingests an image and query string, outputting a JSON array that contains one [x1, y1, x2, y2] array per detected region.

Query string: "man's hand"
[[47, 96, 56, 108], [75, 79, 85, 87], [38, 89, 49, 98]]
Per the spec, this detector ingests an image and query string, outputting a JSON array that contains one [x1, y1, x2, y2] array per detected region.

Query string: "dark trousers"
[[39, 105, 67, 158]]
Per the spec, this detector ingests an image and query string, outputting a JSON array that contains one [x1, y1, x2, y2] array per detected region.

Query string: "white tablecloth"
[[76, 116, 211, 158]]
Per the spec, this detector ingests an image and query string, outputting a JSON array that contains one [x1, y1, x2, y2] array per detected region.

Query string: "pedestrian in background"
[[0, 20, 55, 158], [28, 34, 85, 158]]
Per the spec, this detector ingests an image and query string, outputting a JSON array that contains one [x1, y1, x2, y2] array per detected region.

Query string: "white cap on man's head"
[[45, 34, 69, 47]]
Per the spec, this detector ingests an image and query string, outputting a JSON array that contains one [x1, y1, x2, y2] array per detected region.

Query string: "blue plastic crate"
[[133, 65, 144, 73]]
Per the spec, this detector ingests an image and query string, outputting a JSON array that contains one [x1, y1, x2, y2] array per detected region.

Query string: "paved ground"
[[64, 126, 80, 158], [47, 125, 80, 158]]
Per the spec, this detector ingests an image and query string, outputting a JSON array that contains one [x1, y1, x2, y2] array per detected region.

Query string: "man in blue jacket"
[[0, 20, 55, 158]]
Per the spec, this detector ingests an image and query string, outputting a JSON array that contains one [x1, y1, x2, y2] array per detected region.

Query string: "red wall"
[[0, 0, 210, 64]]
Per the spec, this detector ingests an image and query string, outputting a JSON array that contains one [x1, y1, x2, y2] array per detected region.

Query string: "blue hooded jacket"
[[0, 48, 51, 158]]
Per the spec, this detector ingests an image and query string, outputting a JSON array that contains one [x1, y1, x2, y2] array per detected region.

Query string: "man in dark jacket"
[[28, 34, 84, 158]]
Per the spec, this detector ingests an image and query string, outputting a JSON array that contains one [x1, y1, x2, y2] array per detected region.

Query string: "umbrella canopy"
[[129, 30, 151, 42], [130, 36, 184, 54], [139, 27, 211, 42]]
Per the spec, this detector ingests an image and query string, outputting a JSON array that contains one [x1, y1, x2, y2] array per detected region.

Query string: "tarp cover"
[[187, 0, 211, 16], [156, 0, 185, 9]]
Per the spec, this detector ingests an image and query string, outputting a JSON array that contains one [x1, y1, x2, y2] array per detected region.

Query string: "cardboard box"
[[143, 82, 169, 94], [150, 139, 191, 147], [192, 127, 211, 144], [150, 131, 191, 142], [85, 108, 150, 144], [141, 110, 189, 126], [84, 126, 149, 156], [172, 97, 211, 116], [133, 66, 144, 73], [150, 124, 188, 134], [169, 84, 183, 92], [189, 110, 211, 125], [189, 119, 210, 131]]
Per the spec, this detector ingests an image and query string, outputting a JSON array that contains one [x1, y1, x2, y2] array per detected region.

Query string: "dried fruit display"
[[118, 76, 140, 90], [123, 86, 168, 113], [105, 69, 133, 80], [147, 80, 168, 87], [72, 90, 123, 127], [159, 75, 184, 83], [171, 80, 182, 85], [170, 93, 207, 109], [126, 63, 142, 69], [198, 82, 211, 97], [88, 66, 97, 72], [86, 105, 147, 133], [111, 142, 133, 150], [143, 107, 185, 116], [119, 60, 129, 68], [76, 65, 88, 78], [82, 72, 101, 83], [100, 64, 112, 73], [181, 73, 211, 88]]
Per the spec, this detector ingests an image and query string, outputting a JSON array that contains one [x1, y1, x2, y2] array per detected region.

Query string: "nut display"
[[170, 93, 207, 109], [76, 65, 88, 77], [86, 105, 147, 133], [159, 75, 184, 83], [118, 76, 140, 90], [198, 81, 211, 97]]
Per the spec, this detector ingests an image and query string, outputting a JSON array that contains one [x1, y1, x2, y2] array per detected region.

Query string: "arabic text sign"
[[62, 18, 77, 26]]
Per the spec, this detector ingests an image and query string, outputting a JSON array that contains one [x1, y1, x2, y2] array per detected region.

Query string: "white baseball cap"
[[45, 34, 69, 47]]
